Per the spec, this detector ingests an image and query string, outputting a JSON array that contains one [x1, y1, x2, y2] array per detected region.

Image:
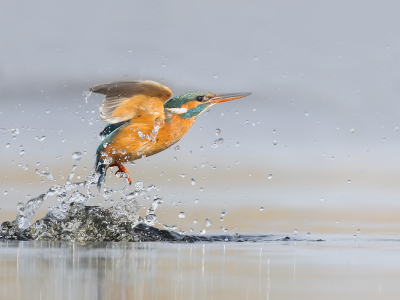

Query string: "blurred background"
[[1, 0, 400, 236]]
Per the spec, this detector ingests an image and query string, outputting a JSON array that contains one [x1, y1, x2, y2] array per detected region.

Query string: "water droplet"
[[46, 110, 50, 114], [104, 157, 112, 164], [213, 74, 218, 79], [191, 178, 196, 185], [205, 219, 212, 227], [294, 229, 298, 235], [253, 56, 258, 61], [357, 229, 360, 234], [215, 128, 221, 135], [72, 152, 82, 163], [4, 191, 8, 195], [128, 49, 132, 53], [138, 131, 145, 139], [304, 111, 309, 116], [193, 218, 198, 224], [272, 141, 277, 145], [17, 202, 24, 212], [236, 142, 240, 147], [179, 212, 185, 219], [260, 207, 264, 211], [179, 174, 186, 178], [174, 145, 180, 151], [268, 174, 273, 179], [245, 120, 250, 125], [5, 143, 10, 149], [212, 138, 224, 148], [119, 149, 126, 155], [11, 129, 19, 135], [394, 127, 399, 131], [347, 179, 351, 184], [349, 128, 355, 133], [20, 149, 25, 158], [199, 187, 204, 192]]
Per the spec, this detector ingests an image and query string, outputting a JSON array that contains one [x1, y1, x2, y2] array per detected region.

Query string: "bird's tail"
[[95, 156, 107, 190]]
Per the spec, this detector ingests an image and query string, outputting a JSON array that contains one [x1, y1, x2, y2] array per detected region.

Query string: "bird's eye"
[[196, 96, 204, 102]]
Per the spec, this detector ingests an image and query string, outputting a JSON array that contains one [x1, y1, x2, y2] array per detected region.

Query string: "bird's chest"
[[106, 115, 194, 162], [154, 117, 193, 149]]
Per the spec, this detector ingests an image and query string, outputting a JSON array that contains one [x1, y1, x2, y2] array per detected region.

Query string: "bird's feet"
[[110, 162, 132, 185]]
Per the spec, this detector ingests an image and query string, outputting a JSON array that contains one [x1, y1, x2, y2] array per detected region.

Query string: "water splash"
[[0, 152, 164, 242], [0, 153, 323, 243]]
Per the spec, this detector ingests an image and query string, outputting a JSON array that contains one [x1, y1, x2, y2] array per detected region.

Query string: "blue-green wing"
[[99, 121, 128, 139], [95, 122, 129, 188]]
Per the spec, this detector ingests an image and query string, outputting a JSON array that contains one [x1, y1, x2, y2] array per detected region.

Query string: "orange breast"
[[101, 114, 194, 164]]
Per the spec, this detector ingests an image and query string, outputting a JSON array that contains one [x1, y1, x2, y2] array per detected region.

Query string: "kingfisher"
[[90, 80, 251, 188]]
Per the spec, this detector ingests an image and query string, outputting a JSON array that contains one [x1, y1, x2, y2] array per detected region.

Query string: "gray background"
[[1, 1, 400, 228]]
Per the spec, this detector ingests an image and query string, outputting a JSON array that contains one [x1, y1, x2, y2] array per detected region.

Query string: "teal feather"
[[95, 122, 129, 188]]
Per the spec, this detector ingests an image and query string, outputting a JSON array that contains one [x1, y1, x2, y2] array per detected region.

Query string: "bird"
[[90, 80, 251, 189]]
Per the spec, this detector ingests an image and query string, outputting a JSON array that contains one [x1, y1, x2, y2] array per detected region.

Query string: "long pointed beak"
[[209, 92, 252, 104]]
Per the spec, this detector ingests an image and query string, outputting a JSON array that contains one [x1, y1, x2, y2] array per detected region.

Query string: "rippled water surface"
[[1, 238, 400, 300]]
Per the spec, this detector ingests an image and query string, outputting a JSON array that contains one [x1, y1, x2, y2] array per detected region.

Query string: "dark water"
[[0, 204, 324, 243]]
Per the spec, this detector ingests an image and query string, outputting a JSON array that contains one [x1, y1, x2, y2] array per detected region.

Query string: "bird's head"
[[164, 91, 251, 119]]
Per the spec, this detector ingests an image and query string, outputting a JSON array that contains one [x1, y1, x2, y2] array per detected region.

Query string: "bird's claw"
[[115, 170, 132, 185], [110, 162, 132, 185]]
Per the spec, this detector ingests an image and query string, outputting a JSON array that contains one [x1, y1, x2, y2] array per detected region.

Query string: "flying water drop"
[[212, 138, 224, 148], [35, 136, 46, 142], [20, 148, 25, 158], [72, 152, 82, 163]]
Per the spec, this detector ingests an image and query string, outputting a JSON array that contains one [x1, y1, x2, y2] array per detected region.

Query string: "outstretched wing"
[[90, 81, 172, 124]]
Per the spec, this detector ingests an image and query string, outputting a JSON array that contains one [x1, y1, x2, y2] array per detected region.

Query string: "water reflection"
[[1, 239, 400, 299]]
